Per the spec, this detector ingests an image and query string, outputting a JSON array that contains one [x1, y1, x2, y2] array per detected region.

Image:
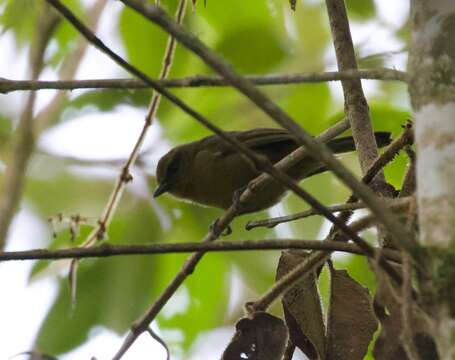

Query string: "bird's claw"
[[210, 218, 232, 237]]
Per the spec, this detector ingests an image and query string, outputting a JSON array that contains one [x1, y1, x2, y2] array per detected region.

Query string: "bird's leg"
[[209, 218, 232, 237], [231, 186, 247, 214], [208, 188, 247, 237]]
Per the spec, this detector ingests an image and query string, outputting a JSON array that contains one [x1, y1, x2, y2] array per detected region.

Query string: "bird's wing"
[[200, 128, 298, 157], [233, 128, 296, 146]]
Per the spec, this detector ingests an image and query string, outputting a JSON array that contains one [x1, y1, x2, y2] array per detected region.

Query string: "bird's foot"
[[209, 218, 232, 237], [231, 187, 247, 214]]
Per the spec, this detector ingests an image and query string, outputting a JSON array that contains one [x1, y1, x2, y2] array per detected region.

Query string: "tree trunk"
[[408, 1, 455, 358]]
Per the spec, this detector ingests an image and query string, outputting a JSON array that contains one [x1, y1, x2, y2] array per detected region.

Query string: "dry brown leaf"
[[222, 311, 288, 360], [327, 266, 378, 360], [276, 250, 326, 360]]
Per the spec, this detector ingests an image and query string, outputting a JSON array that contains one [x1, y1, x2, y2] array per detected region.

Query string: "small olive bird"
[[154, 129, 391, 214]]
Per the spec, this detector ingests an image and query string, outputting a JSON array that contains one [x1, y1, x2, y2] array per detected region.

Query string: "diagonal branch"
[[325, 0, 384, 178], [67, 0, 189, 305], [246, 197, 411, 231], [119, 0, 416, 255], [0, 68, 407, 93], [44, 0, 395, 257]]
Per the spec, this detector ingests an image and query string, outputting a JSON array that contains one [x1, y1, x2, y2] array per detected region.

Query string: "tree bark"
[[408, 1, 455, 357]]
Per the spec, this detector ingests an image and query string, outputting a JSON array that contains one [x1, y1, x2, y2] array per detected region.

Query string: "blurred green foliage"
[[0, 0, 411, 358]]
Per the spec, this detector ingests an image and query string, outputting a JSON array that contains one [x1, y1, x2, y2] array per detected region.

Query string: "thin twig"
[[247, 197, 411, 230], [119, 0, 416, 256], [0, 239, 402, 262], [0, 68, 407, 93], [146, 328, 170, 360], [48, 0, 413, 254], [247, 188, 413, 312], [363, 121, 414, 185], [247, 124, 414, 230], [45, 0, 398, 282], [112, 120, 351, 359], [45, 2, 415, 356], [246, 200, 379, 230], [66, 0, 188, 303], [399, 146, 416, 198], [40, 4, 375, 356]]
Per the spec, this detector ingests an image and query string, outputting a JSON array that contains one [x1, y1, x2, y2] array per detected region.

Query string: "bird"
[[154, 128, 391, 214]]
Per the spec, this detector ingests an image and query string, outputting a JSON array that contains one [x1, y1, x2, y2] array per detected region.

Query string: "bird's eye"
[[167, 159, 179, 176]]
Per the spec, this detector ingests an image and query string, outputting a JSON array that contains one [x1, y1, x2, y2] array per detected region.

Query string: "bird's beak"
[[153, 182, 170, 198]]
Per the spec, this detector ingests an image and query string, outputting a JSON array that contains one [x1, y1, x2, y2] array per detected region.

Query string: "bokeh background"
[[0, 0, 410, 358]]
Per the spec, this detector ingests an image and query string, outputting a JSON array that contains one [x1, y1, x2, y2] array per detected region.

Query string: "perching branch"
[[40, 3, 380, 356], [247, 176, 414, 312], [0, 238, 401, 262], [44, 1, 418, 357], [247, 124, 414, 230], [44, 0, 395, 267], [246, 197, 411, 231], [0, 68, 406, 93], [111, 119, 354, 360], [119, 0, 416, 256]]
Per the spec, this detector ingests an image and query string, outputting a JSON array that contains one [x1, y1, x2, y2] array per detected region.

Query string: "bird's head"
[[154, 146, 187, 198]]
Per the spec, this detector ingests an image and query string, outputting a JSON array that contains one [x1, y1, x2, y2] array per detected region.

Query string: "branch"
[[45, 0, 388, 263], [44, 2, 416, 356], [247, 196, 413, 313], [0, 68, 407, 93], [244, 126, 415, 313], [247, 124, 414, 230], [325, 0, 384, 178], [40, 3, 374, 357], [119, 0, 416, 256], [246, 197, 411, 231], [112, 120, 353, 359], [0, 239, 401, 262], [67, 0, 188, 306]]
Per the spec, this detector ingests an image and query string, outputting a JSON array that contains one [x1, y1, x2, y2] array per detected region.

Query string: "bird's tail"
[[327, 131, 392, 154]]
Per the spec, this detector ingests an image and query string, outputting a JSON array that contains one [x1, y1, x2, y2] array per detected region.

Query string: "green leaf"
[[158, 253, 230, 351], [370, 104, 411, 189], [215, 26, 287, 74], [335, 255, 376, 292], [25, 173, 113, 218], [47, 19, 81, 68], [346, 0, 376, 20], [35, 202, 164, 354], [119, 3, 189, 79], [0, 0, 43, 46], [0, 0, 82, 47], [279, 83, 331, 132], [69, 89, 151, 112]]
